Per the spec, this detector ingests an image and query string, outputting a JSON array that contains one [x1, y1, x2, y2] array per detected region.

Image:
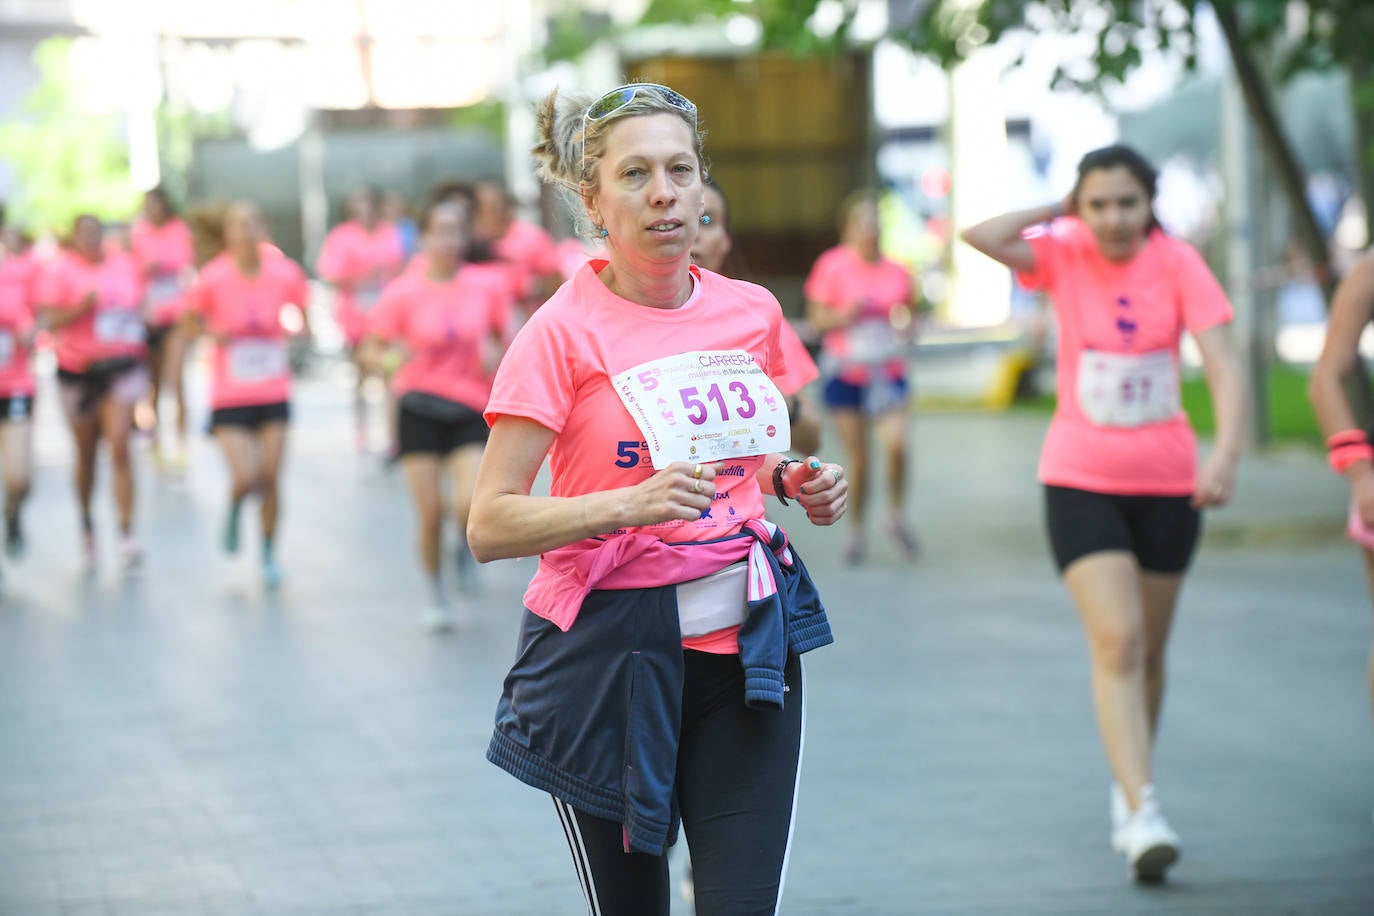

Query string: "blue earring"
[[599, 227, 608, 238], [700, 214, 711, 225]]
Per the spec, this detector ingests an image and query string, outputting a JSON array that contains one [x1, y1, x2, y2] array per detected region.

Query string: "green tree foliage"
[[0, 38, 140, 233]]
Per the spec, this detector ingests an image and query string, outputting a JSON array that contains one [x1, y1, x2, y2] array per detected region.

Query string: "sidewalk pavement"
[[0, 363, 1369, 915]]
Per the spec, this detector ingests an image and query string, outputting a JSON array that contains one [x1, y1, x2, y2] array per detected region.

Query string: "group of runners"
[[2, 78, 1371, 914]]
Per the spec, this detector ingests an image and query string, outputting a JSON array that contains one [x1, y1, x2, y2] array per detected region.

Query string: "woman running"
[[1309, 247, 1374, 782], [0, 218, 39, 570], [365, 196, 511, 631], [38, 214, 149, 572], [805, 190, 918, 564], [131, 185, 196, 468], [960, 144, 1246, 882], [467, 82, 848, 916], [693, 178, 822, 456], [183, 202, 310, 590], [317, 186, 405, 452]]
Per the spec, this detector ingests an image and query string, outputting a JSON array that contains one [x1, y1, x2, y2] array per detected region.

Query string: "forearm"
[[39, 305, 86, 332], [1308, 358, 1363, 438], [468, 487, 635, 562], [1204, 353, 1247, 462], [960, 204, 1059, 256]]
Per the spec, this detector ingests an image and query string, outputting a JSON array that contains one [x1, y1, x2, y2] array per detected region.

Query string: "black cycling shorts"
[[1044, 484, 1200, 575], [210, 401, 290, 432], [397, 400, 489, 457]]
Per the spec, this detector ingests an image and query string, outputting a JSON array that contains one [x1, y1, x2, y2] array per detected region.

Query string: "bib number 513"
[[679, 382, 756, 425]]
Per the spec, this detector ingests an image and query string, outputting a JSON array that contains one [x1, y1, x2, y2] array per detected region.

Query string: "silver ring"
[[693, 479, 703, 494]]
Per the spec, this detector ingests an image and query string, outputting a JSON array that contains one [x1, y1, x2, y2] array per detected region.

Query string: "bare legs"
[[1064, 552, 1185, 809]]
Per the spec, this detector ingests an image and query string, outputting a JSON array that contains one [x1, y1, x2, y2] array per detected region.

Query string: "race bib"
[[846, 317, 901, 364], [612, 350, 790, 469], [146, 275, 181, 307], [94, 309, 146, 345], [0, 332, 14, 368], [1077, 348, 1180, 427], [227, 339, 289, 383]]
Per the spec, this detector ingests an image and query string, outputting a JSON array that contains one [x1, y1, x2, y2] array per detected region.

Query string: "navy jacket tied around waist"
[[486, 522, 833, 855]]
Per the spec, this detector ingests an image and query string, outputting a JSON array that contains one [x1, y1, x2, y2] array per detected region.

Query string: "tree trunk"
[[1213, 2, 1374, 427]]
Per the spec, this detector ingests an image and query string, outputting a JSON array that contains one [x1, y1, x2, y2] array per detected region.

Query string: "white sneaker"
[[1110, 783, 1130, 852], [422, 604, 454, 633], [119, 536, 143, 575], [1119, 785, 1180, 884]]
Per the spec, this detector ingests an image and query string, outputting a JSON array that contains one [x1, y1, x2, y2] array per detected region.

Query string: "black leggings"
[[554, 649, 805, 916]]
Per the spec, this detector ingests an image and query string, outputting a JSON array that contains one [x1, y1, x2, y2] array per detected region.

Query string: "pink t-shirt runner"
[[368, 265, 512, 412], [804, 244, 913, 385], [130, 217, 195, 326], [0, 254, 38, 396], [39, 250, 147, 373], [317, 221, 405, 345], [1018, 221, 1234, 495], [188, 251, 310, 410], [486, 260, 790, 652], [492, 220, 559, 304]]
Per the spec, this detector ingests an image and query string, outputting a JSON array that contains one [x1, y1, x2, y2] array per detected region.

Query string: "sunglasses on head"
[[580, 83, 698, 181]]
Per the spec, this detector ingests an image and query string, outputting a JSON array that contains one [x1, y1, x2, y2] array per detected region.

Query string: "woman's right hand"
[[627, 461, 717, 527]]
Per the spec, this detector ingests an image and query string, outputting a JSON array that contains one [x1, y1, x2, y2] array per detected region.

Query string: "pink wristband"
[[1330, 442, 1374, 474], [1326, 429, 1369, 450]]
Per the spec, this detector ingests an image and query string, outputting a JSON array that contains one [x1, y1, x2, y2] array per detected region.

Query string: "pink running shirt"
[[368, 265, 513, 412], [39, 250, 147, 373], [493, 220, 559, 304], [187, 252, 310, 410], [130, 217, 195, 326], [0, 254, 38, 396], [804, 245, 913, 385], [487, 261, 788, 549], [317, 221, 405, 345], [1018, 221, 1234, 495]]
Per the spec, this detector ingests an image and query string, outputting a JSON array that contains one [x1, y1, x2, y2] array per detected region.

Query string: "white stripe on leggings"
[[553, 796, 602, 916], [773, 657, 806, 916]]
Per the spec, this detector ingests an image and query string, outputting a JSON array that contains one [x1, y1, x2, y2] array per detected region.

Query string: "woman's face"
[[72, 217, 103, 259], [843, 200, 880, 254], [143, 192, 169, 224], [348, 191, 378, 225], [691, 185, 731, 274], [425, 202, 469, 262], [1076, 166, 1152, 262], [224, 204, 264, 254], [586, 113, 704, 268]]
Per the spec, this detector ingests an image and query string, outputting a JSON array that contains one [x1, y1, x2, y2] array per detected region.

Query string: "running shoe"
[[883, 512, 919, 562], [1119, 785, 1180, 884], [262, 557, 284, 591], [119, 536, 143, 574], [1110, 782, 1130, 852], [423, 604, 455, 633], [5, 514, 24, 558]]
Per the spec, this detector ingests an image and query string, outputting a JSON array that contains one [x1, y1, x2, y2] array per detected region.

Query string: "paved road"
[[1, 359, 1370, 915]]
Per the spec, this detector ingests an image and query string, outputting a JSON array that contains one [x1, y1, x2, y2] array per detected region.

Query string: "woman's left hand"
[[1192, 452, 1237, 509], [783, 457, 848, 526]]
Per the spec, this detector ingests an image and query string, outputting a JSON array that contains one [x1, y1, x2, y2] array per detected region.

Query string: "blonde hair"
[[531, 85, 706, 240]]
